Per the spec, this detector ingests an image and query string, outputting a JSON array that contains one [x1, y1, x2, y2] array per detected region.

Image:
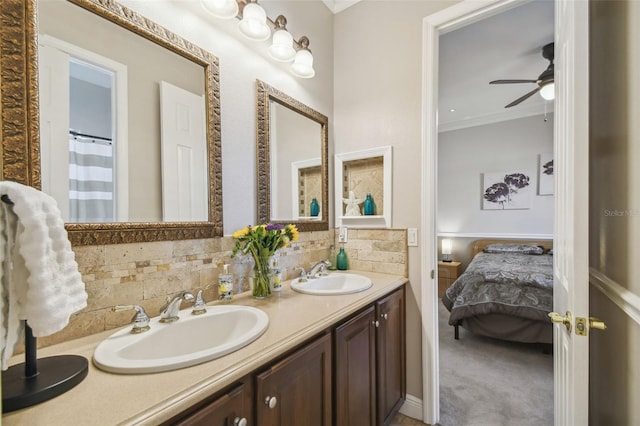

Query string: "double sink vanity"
[[4, 271, 407, 425]]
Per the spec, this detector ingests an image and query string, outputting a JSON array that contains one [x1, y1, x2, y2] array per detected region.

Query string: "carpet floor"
[[438, 301, 553, 426]]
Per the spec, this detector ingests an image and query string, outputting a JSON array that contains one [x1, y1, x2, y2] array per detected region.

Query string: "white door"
[[551, 0, 590, 424], [421, 0, 591, 424], [160, 81, 207, 222]]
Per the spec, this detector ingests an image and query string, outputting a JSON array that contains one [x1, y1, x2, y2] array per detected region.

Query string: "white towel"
[[0, 181, 88, 369]]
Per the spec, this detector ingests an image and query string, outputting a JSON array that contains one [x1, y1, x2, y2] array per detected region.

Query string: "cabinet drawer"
[[438, 267, 453, 280]]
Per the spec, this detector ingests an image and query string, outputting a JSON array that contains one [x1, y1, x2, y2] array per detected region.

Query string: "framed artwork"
[[482, 171, 532, 210], [538, 153, 554, 195]]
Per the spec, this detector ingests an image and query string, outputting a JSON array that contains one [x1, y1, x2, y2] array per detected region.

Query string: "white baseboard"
[[399, 394, 423, 421]]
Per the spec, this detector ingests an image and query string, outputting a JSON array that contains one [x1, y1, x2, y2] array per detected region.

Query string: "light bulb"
[[291, 49, 315, 78], [269, 29, 296, 62], [539, 82, 555, 100], [238, 2, 270, 41], [200, 0, 238, 19]]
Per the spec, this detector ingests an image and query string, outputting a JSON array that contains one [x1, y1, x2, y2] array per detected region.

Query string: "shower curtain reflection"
[[68, 132, 114, 222]]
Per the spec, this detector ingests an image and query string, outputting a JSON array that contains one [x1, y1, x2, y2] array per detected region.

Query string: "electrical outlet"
[[408, 228, 418, 247], [338, 226, 348, 243]]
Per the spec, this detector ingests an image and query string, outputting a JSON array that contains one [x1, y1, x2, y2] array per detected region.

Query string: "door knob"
[[549, 311, 572, 333], [589, 317, 607, 331]]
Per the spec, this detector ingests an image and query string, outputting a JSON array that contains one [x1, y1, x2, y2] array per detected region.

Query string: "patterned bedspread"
[[442, 252, 553, 325]]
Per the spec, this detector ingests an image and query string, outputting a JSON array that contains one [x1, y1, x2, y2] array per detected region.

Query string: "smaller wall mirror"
[[256, 80, 328, 231]]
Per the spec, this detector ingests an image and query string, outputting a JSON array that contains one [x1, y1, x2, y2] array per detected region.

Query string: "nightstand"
[[438, 261, 462, 298]]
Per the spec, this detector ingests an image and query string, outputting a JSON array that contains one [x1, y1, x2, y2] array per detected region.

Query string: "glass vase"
[[251, 254, 272, 299]]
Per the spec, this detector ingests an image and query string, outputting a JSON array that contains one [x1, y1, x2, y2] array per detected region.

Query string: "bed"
[[442, 239, 554, 344]]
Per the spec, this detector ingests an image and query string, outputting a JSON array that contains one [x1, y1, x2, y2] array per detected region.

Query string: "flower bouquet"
[[231, 223, 299, 298]]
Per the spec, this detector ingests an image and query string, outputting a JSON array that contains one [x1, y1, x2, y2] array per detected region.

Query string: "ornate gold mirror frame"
[[0, 0, 223, 245], [256, 79, 328, 232]]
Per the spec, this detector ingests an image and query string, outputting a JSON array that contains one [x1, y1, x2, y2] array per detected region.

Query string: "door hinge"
[[431, 269, 435, 279]]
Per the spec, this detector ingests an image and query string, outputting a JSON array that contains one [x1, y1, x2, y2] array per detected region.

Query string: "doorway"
[[419, 0, 564, 423]]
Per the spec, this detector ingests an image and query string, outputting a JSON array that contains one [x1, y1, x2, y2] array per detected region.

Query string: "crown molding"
[[438, 102, 554, 133]]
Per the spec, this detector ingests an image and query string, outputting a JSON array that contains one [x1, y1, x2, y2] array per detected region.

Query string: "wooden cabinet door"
[[334, 305, 377, 426], [376, 287, 406, 426], [255, 333, 332, 426], [173, 381, 252, 426]]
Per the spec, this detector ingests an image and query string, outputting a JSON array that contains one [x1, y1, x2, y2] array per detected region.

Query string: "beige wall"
[[119, 0, 335, 233], [589, 0, 640, 423], [334, 0, 461, 400]]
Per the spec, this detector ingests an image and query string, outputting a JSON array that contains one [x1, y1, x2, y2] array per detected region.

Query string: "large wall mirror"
[[256, 80, 328, 232], [0, 0, 222, 245]]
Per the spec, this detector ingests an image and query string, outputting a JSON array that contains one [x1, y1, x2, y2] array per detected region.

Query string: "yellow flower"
[[252, 224, 265, 232], [232, 226, 250, 239], [288, 224, 299, 242]]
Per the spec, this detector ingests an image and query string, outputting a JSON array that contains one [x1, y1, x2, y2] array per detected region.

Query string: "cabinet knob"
[[234, 418, 248, 426], [264, 396, 277, 409], [372, 320, 379, 328], [382, 313, 388, 320]]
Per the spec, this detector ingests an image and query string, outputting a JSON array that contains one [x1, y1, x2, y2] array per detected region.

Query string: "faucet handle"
[[192, 289, 207, 315], [113, 305, 150, 334], [296, 267, 308, 282]]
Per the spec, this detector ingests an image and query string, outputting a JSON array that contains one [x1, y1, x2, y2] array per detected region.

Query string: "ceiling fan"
[[489, 42, 554, 108]]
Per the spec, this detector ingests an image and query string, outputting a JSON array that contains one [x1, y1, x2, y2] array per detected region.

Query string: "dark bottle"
[[363, 194, 375, 215], [336, 247, 348, 270], [310, 198, 320, 217]]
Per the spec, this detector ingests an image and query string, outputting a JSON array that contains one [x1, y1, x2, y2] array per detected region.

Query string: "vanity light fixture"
[[268, 15, 296, 62], [291, 36, 315, 78], [202, 0, 315, 78]]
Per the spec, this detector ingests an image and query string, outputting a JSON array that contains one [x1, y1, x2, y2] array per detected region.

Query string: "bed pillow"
[[482, 243, 545, 255]]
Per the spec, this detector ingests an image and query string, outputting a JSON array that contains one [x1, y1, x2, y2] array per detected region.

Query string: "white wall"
[[119, 0, 334, 234], [438, 114, 554, 236]]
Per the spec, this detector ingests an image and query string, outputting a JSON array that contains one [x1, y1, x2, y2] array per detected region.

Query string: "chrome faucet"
[[308, 260, 331, 279], [160, 291, 195, 323]]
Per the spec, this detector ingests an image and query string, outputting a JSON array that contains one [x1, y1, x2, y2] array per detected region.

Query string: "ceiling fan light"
[[540, 82, 555, 100], [200, 0, 238, 19], [238, 2, 270, 41]]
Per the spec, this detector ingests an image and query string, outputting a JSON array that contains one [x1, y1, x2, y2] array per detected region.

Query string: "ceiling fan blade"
[[490, 79, 538, 84], [505, 87, 541, 108]]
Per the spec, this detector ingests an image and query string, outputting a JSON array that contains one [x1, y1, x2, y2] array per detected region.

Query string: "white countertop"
[[2, 271, 407, 426]]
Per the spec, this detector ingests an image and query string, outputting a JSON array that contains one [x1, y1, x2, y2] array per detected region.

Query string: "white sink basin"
[[290, 273, 373, 295], [93, 305, 269, 374]]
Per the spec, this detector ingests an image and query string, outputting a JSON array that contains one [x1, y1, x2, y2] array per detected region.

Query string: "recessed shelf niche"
[[335, 146, 392, 228]]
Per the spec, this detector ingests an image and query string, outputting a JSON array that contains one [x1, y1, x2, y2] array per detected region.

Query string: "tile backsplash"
[[38, 228, 407, 348]]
